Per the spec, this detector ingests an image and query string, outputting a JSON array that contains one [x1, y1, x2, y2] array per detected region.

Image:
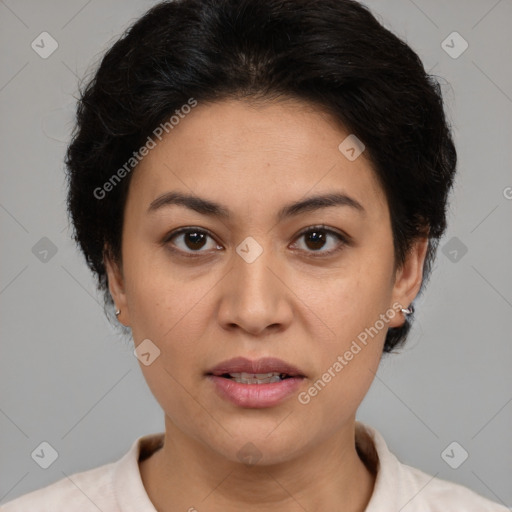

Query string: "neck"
[[140, 417, 376, 512]]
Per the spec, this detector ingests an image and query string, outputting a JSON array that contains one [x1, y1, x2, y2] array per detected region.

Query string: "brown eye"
[[182, 231, 207, 250], [292, 226, 349, 256], [304, 229, 328, 250], [165, 227, 222, 256]]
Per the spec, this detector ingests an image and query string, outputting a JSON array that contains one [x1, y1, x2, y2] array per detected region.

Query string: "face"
[[105, 97, 427, 464]]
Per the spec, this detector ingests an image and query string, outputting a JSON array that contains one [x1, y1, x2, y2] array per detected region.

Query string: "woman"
[[2, 0, 507, 510]]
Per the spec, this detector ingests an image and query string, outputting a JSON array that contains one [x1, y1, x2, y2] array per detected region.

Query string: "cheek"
[[124, 264, 211, 428], [293, 255, 392, 404], [121, 242, 190, 333], [296, 256, 393, 344], [299, 298, 387, 427]]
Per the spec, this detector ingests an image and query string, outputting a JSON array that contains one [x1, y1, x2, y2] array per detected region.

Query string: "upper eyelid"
[[294, 225, 348, 240]]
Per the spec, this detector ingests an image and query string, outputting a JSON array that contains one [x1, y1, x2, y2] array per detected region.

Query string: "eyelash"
[[163, 225, 350, 259]]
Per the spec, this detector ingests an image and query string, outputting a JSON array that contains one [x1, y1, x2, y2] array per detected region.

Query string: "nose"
[[217, 242, 293, 336]]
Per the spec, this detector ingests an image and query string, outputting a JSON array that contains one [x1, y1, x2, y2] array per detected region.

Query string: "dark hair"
[[65, 0, 457, 353]]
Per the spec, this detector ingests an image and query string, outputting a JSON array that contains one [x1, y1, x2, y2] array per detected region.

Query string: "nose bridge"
[[220, 235, 290, 333], [234, 236, 277, 305]]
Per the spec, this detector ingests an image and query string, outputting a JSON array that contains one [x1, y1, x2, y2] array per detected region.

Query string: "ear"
[[388, 236, 429, 328], [103, 244, 131, 326]]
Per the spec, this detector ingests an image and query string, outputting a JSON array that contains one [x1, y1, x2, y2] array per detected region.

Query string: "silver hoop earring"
[[401, 305, 414, 316]]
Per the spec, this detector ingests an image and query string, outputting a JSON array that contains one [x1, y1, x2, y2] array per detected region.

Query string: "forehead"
[[126, 98, 388, 222]]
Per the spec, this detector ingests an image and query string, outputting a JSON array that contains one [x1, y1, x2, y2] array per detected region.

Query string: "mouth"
[[205, 357, 306, 408], [205, 356, 306, 380], [211, 372, 299, 384]]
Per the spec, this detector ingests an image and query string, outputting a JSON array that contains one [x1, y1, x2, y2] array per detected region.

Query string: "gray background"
[[1, 0, 511, 507]]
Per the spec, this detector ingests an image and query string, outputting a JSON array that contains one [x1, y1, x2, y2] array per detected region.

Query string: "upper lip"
[[206, 357, 306, 377]]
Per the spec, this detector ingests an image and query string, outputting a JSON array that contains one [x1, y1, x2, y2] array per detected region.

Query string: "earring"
[[115, 308, 121, 316], [401, 305, 414, 316]]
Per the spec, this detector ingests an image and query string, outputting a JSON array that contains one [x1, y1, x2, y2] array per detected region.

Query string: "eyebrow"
[[147, 190, 365, 220]]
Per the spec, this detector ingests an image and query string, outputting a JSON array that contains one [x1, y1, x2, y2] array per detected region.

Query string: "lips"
[[205, 356, 306, 408], [206, 356, 306, 379]]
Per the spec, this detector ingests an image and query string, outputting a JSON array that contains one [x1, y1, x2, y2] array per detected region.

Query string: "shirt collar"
[[112, 421, 399, 511]]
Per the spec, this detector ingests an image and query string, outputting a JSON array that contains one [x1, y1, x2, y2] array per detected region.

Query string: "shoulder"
[[398, 462, 509, 511], [0, 462, 116, 512], [1, 433, 163, 512], [356, 422, 509, 512]]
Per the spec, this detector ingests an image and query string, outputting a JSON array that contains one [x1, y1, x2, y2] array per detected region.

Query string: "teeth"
[[228, 372, 286, 384]]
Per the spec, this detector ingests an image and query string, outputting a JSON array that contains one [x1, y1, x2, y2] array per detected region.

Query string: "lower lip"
[[207, 375, 304, 408]]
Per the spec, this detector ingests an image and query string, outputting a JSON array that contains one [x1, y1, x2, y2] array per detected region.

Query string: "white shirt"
[[1, 422, 508, 511]]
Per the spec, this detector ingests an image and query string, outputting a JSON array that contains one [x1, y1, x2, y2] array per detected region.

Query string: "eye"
[[290, 225, 349, 256], [164, 227, 222, 256], [164, 225, 350, 258]]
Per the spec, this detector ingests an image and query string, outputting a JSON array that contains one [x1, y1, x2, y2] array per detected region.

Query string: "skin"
[[105, 97, 428, 512]]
